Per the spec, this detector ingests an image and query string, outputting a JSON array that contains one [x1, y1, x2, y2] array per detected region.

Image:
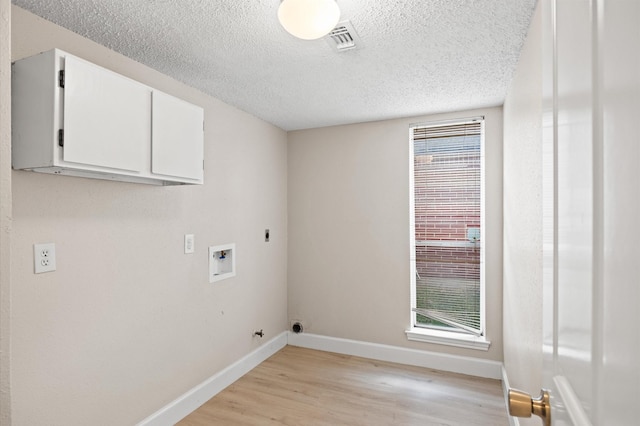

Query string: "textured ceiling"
[[12, 0, 536, 131]]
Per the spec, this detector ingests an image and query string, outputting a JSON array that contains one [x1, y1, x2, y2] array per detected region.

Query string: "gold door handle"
[[508, 388, 551, 426]]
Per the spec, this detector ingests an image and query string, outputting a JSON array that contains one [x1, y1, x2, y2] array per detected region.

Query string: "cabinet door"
[[151, 91, 204, 182], [63, 55, 151, 172]]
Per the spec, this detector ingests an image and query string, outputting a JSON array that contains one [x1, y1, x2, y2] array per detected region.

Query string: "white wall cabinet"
[[12, 49, 204, 185]]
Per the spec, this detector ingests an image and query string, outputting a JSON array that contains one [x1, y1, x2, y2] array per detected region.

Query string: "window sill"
[[405, 327, 491, 351]]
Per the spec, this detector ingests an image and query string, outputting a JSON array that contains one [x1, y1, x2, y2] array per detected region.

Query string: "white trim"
[[416, 240, 480, 248], [408, 127, 418, 337], [409, 115, 485, 129], [136, 331, 288, 426], [405, 327, 491, 351], [409, 117, 487, 341], [479, 117, 487, 338], [554, 375, 592, 426], [502, 366, 521, 426], [288, 332, 502, 379]]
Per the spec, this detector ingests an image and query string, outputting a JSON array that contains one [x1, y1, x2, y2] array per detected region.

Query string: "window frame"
[[406, 116, 490, 351]]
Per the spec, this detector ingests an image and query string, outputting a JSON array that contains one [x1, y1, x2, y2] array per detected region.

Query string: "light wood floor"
[[178, 346, 508, 425]]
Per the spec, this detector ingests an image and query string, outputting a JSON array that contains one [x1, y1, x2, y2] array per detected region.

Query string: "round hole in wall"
[[292, 322, 303, 334]]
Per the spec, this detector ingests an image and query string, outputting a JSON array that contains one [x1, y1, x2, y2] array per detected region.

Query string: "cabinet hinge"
[[58, 70, 65, 88], [58, 129, 64, 147]]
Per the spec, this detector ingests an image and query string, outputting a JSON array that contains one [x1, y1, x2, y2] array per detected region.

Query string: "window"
[[408, 118, 487, 348]]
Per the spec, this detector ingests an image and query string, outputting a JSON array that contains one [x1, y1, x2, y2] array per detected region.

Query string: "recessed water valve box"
[[209, 243, 236, 283]]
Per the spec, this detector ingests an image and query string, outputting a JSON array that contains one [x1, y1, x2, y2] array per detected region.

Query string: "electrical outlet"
[[467, 227, 481, 243], [34, 243, 56, 274]]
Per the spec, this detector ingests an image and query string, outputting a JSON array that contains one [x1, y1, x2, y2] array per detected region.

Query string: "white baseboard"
[[137, 331, 506, 425], [287, 332, 503, 380], [501, 366, 520, 426], [136, 331, 288, 426]]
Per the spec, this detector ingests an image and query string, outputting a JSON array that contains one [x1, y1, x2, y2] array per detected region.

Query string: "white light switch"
[[34, 243, 56, 274], [184, 234, 195, 254]]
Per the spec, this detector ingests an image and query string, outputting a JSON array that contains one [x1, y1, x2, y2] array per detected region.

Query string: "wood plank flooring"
[[178, 346, 508, 425]]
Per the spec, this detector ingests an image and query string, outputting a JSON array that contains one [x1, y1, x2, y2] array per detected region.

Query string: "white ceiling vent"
[[325, 20, 361, 52]]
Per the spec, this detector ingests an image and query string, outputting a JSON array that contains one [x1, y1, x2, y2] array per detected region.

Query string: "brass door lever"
[[508, 388, 551, 426]]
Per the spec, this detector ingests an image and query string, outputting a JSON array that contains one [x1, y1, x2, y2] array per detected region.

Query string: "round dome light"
[[278, 0, 341, 40]]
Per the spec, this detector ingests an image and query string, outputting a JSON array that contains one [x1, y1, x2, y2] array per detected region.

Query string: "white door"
[[539, 0, 640, 425], [151, 90, 204, 182], [63, 55, 151, 172]]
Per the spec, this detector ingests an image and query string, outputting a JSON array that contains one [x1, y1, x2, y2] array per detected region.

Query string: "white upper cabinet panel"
[[151, 91, 204, 182], [63, 56, 151, 172]]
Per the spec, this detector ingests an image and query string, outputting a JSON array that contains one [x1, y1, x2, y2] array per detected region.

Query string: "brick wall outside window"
[[413, 130, 482, 331]]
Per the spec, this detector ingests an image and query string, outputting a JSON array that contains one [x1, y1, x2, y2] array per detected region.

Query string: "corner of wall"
[[501, 366, 521, 426], [501, 0, 544, 397], [0, 0, 12, 423]]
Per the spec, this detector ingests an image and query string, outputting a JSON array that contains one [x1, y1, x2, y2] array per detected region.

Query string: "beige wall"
[[9, 6, 288, 425], [3, 3, 549, 424], [1, 0, 12, 424], [502, 1, 543, 416], [288, 107, 504, 361]]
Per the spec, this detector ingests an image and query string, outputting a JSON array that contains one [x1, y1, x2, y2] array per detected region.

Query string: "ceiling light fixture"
[[278, 0, 341, 40]]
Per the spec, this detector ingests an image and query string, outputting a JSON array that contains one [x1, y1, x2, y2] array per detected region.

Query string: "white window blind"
[[411, 119, 483, 336]]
